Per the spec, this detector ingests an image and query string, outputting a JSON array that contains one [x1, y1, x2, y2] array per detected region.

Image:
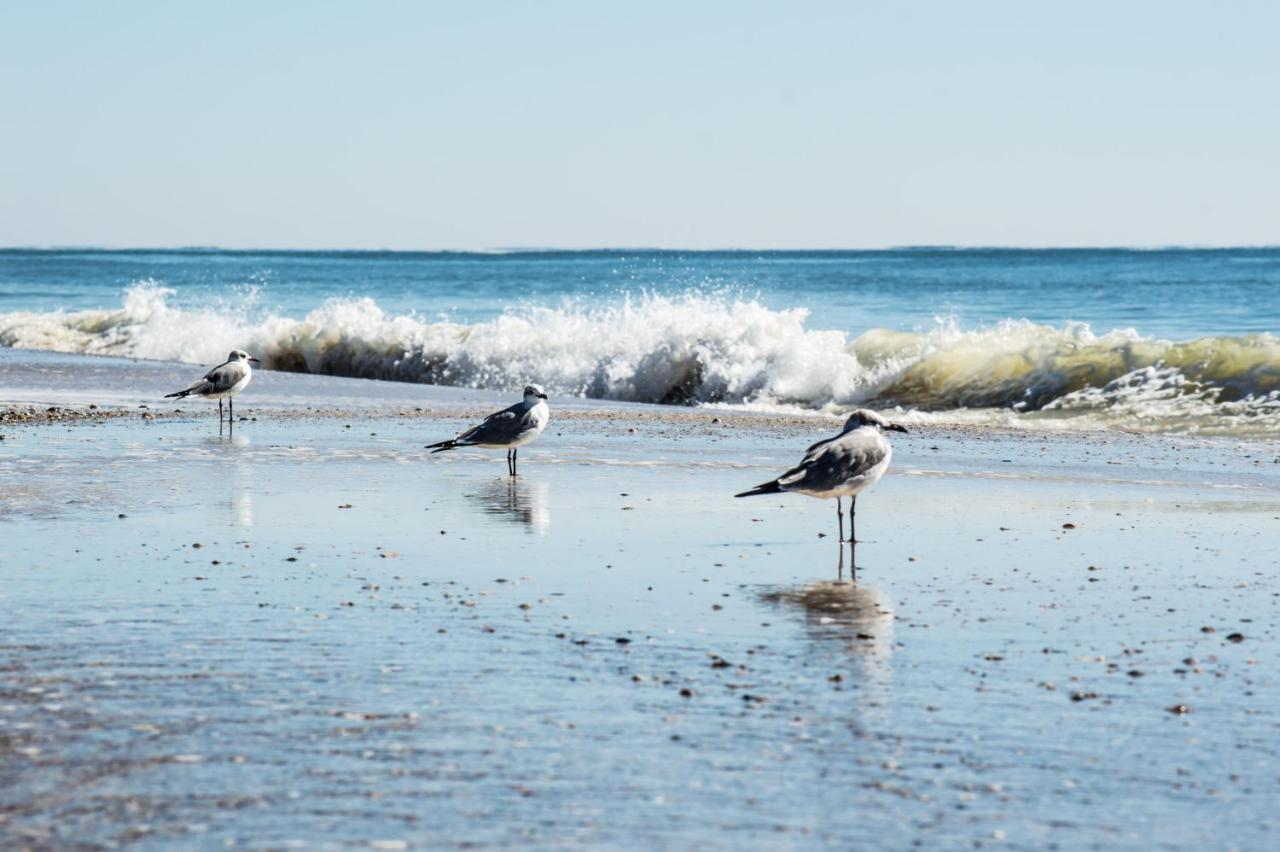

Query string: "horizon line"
[[2, 243, 1279, 254]]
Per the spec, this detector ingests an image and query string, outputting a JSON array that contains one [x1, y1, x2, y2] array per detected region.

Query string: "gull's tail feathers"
[[427, 439, 460, 454], [164, 389, 192, 399], [734, 481, 783, 498]]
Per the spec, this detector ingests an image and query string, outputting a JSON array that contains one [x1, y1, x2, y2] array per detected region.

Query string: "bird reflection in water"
[[758, 549, 894, 682], [842, 538, 857, 581], [204, 433, 253, 528], [468, 477, 550, 534]]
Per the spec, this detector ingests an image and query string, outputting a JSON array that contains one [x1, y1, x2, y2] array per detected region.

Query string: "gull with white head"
[[735, 409, 907, 543], [427, 384, 550, 476], [164, 349, 260, 426]]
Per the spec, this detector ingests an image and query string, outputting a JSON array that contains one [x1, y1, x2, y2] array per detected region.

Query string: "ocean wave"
[[2, 282, 1277, 434]]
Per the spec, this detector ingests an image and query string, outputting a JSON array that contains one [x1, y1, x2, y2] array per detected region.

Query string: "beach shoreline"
[[3, 345, 1278, 443]]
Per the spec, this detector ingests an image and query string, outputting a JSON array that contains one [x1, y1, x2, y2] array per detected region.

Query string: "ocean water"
[[1, 248, 1278, 434]]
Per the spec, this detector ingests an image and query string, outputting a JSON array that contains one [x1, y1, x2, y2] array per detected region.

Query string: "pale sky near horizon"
[[1, 1, 1277, 250]]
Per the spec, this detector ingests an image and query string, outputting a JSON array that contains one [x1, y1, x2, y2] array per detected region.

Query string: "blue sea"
[[1, 248, 1278, 433]]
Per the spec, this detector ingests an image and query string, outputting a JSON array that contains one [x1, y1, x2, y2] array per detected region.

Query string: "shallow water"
[[3, 403, 1278, 848]]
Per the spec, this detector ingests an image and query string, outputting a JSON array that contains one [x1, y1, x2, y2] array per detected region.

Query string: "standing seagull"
[[164, 349, 260, 425], [735, 409, 907, 543], [427, 384, 550, 476]]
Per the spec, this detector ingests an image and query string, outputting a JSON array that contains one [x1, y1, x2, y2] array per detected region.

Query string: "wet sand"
[[2, 359, 1279, 848]]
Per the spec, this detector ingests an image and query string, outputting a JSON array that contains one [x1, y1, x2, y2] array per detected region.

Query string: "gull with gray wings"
[[736, 409, 907, 544], [427, 384, 550, 476], [164, 349, 260, 425]]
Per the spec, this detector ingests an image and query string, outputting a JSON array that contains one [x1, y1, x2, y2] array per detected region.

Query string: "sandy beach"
[[3, 353, 1277, 848]]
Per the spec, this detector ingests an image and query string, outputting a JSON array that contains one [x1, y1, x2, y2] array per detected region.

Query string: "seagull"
[[164, 349, 260, 424], [735, 409, 907, 543], [427, 384, 550, 476]]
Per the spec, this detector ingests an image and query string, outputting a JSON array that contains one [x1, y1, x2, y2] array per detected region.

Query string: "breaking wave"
[[2, 282, 1277, 435]]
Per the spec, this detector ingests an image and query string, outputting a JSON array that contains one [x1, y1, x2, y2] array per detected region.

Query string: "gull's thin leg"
[[836, 497, 844, 543], [219, 399, 224, 422], [512, 447, 518, 477], [229, 397, 233, 423], [850, 496, 858, 544]]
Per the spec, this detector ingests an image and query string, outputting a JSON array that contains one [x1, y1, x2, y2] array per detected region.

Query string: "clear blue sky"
[[1, 1, 1277, 249]]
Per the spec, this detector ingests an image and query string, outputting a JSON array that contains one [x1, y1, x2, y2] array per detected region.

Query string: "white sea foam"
[[1, 282, 1277, 435]]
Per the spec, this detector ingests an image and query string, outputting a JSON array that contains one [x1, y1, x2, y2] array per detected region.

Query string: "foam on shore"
[[2, 282, 1277, 435]]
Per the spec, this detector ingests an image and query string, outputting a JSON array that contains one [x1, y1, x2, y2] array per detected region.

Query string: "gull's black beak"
[[538, 393, 548, 400], [249, 358, 261, 364], [886, 423, 908, 433]]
